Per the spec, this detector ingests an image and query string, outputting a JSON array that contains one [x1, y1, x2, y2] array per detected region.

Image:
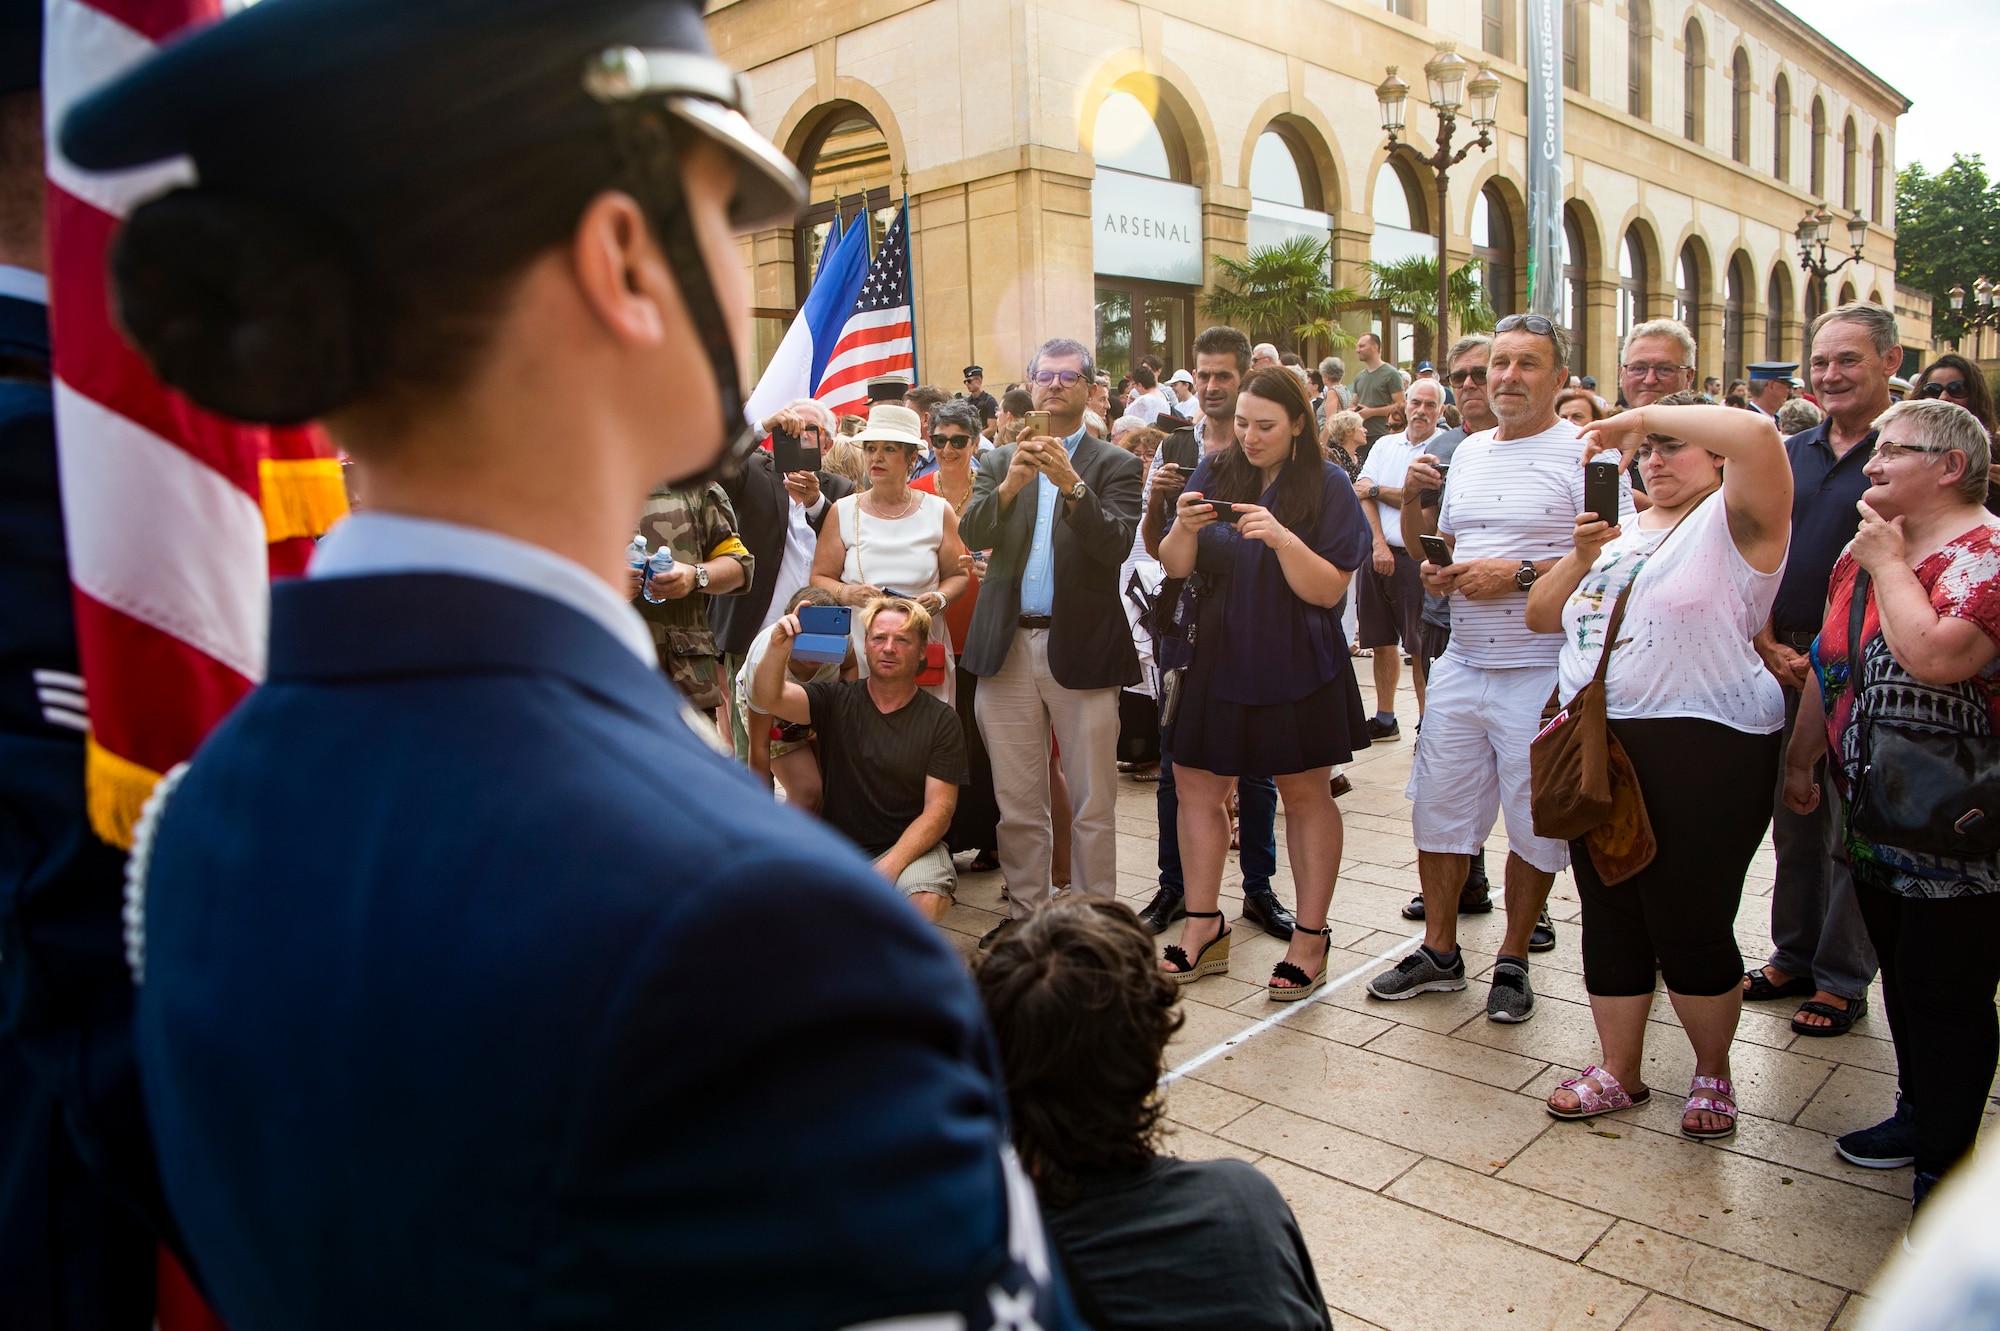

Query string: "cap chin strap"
[[603, 106, 758, 487]]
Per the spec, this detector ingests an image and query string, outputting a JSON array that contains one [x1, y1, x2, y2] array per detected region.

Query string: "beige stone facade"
[[709, 0, 1906, 390]]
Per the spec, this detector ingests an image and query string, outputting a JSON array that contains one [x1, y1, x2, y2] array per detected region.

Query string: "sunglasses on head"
[[1919, 379, 1970, 400], [1495, 314, 1558, 336]]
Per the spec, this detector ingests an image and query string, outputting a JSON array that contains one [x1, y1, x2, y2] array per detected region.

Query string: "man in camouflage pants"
[[633, 482, 753, 716]]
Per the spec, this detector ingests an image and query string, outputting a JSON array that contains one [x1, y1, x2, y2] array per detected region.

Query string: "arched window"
[[1371, 160, 1431, 264], [1472, 185, 1515, 315], [1093, 89, 1176, 179], [1618, 229, 1648, 340], [1683, 20, 1705, 144], [1730, 49, 1752, 164], [1773, 74, 1791, 182], [1724, 256, 1749, 385], [1871, 133, 1886, 223], [1564, 0, 1581, 91], [1765, 266, 1790, 360], [1839, 280, 1856, 307], [1842, 116, 1858, 210], [792, 109, 895, 301], [1247, 125, 1332, 269], [1676, 244, 1701, 331], [1811, 96, 1827, 197], [1628, 0, 1651, 120], [1563, 208, 1589, 374]]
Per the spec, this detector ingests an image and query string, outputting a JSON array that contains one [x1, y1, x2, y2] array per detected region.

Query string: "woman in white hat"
[[813, 402, 970, 701]]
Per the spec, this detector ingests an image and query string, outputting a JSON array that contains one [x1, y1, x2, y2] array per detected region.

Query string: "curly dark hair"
[[1914, 353, 1998, 437], [974, 900, 1184, 1206]]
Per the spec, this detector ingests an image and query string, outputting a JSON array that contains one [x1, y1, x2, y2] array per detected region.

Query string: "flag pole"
[[901, 164, 918, 388]]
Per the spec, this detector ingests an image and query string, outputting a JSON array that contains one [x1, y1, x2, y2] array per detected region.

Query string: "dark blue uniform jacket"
[[135, 570, 1075, 1329]]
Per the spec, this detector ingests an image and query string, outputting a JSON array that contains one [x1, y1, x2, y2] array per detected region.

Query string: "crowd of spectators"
[[669, 298, 1999, 1284]]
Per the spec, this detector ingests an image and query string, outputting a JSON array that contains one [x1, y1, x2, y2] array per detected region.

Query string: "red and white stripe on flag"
[[815, 307, 914, 421], [43, 0, 348, 854]]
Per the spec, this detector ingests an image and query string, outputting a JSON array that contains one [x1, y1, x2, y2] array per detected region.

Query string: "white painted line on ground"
[[1160, 930, 1427, 1086]]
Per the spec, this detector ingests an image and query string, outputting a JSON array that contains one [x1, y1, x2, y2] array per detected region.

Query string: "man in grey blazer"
[[959, 338, 1145, 947]]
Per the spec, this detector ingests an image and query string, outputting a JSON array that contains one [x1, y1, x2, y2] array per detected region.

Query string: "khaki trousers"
[[973, 627, 1121, 916]]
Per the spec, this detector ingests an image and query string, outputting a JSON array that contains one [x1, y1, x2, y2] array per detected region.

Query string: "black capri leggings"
[[1570, 717, 1782, 997]]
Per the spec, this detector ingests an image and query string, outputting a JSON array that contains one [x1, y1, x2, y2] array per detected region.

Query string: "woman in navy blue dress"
[[1156, 368, 1372, 1001]]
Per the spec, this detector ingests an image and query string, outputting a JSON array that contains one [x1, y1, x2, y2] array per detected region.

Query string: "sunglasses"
[[1919, 379, 1970, 401], [1495, 314, 1558, 336], [931, 433, 975, 449], [1448, 367, 1488, 386], [1030, 369, 1086, 388]]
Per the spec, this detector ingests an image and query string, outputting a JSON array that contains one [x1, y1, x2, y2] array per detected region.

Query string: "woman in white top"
[[812, 403, 969, 702], [1524, 392, 1792, 1140]]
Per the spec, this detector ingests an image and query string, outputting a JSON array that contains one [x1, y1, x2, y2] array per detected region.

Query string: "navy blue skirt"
[[1166, 649, 1368, 777]]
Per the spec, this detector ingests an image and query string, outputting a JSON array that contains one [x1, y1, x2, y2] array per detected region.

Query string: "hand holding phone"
[[1024, 410, 1052, 439], [772, 427, 822, 475], [1583, 459, 1622, 524], [1418, 534, 1452, 567], [1205, 500, 1241, 525]]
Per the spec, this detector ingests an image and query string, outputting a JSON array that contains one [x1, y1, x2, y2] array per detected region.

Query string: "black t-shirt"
[[805, 680, 967, 857], [1046, 1157, 1330, 1331]]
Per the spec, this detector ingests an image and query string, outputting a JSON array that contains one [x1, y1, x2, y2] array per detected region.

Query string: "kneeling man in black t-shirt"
[[752, 597, 968, 921]]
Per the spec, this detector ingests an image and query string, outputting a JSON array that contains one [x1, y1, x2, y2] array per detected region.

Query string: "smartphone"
[[1418, 534, 1452, 567], [772, 427, 822, 475], [792, 604, 853, 665], [1417, 461, 1449, 509], [1024, 410, 1052, 438], [1205, 500, 1241, 525], [1583, 459, 1623, 524]]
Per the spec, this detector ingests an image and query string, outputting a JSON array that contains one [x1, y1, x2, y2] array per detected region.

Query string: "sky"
[[1786, 0, 2000, 176]]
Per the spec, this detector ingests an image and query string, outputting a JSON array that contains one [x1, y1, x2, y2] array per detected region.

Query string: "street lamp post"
[[1948, 276, 2000, 360], [1794, 204, 1870, 317], [1376, 45, 1499, 361]]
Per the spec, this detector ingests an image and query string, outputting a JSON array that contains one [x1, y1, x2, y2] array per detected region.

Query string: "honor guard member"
[[1747, 362, 1797, 419], [0, 3, 181, 1324], [631, 480, 751, 711], [63, 1, 1077, 1326]]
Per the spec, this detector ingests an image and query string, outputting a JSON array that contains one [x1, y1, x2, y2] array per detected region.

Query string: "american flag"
[[814, 200, 914, 420]]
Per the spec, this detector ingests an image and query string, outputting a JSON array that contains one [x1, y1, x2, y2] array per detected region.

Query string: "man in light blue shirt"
[[959, 339, 1146, 948]]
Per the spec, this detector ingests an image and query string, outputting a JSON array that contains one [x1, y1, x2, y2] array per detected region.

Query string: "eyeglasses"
[[1919, 379, 1971, 401], [1634, 438, 1691, 462], [1448, 367, 1488, 386], [1030, 369, 1085, 388], [931, 433, 975, 449], [1622, 363, 1689, 382], [1875, 440, 1950, 462], [1495, 314, 1558, 336]]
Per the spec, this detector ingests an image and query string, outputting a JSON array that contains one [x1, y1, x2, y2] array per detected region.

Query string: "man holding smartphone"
[[1133, 326, 1290, 941], [960, 338, 1145, 947]]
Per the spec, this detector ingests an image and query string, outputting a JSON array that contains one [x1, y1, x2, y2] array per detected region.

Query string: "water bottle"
[[642, 542, 676, 604], [626, 534, 648, 577]]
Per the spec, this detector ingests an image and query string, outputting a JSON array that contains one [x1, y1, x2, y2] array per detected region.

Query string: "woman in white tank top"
[[811, 405, 970, 702], [1523, 394, 1792, 1144]]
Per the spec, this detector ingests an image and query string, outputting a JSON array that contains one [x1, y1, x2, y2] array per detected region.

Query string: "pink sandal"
[[1546, 1065, 1650, 1120], [1682, 1075, 1738, 1139]]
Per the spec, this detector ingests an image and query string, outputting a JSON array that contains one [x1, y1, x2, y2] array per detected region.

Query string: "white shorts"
[[1404, 655, 1570, 874]]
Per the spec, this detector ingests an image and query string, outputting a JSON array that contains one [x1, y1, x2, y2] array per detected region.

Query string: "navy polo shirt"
[[1770, 418, 1878, 637]]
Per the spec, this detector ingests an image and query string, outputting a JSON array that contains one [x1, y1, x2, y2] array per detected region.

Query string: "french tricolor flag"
[[743, 207, 870, 425]]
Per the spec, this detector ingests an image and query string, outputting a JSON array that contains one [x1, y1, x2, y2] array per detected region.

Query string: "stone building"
[[709, 0, 1907, 390]]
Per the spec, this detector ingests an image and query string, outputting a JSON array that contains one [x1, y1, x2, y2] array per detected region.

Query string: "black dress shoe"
[[1240, 887, 1297, 941], [1137, 886, 1186, 935], [1365, 716, 1401, 741]]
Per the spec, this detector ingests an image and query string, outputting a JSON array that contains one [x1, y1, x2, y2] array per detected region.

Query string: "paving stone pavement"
[[930, 681, 2000, 1331]]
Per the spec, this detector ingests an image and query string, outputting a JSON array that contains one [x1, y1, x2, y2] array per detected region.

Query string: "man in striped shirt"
[[1368, 316, 1632, 1024]]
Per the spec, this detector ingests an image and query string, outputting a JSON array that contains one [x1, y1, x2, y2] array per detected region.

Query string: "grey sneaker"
[[1367, 947, 1467, 1000], [1487, 958, 1535, 1023]]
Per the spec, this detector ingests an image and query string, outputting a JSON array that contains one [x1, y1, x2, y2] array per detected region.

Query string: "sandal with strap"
[[1546, 1065, 1651, 1120], [1791, 994, 1866, 1037], [1161, 910, 1230, 985], [1683, 1075, 1738, 1139], [1267, 925, 1331, 1003], [1742, 967, 1815, 1002]]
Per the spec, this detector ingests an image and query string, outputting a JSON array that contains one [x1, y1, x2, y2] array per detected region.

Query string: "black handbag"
[[1845, 567, 2000, 858]]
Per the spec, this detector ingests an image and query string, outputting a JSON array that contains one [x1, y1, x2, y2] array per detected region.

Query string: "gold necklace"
[[865, 488, 919, 521], [940, 471, 973, 514]]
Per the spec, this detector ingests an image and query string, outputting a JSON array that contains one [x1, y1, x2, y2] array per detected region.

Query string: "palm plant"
[[1201, 236, 1357, 353], [1361, 255, 1496, 337]]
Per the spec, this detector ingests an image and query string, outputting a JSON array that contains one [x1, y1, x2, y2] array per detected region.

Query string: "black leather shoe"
[[1365, 716, 1401, 741], [1240, 887, 1297, 941], [1137, 886, 1186, 935]]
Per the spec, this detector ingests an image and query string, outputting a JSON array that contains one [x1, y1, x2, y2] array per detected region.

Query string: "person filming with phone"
[[1154, 367, 1371, 1001], [1524, 393, 1792, 1138]]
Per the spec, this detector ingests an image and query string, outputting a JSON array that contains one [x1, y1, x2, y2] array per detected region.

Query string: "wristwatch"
[[694, 564, 710, 590], [1065, 479, 1087, 503], [1514, 560, 1537, 590]]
